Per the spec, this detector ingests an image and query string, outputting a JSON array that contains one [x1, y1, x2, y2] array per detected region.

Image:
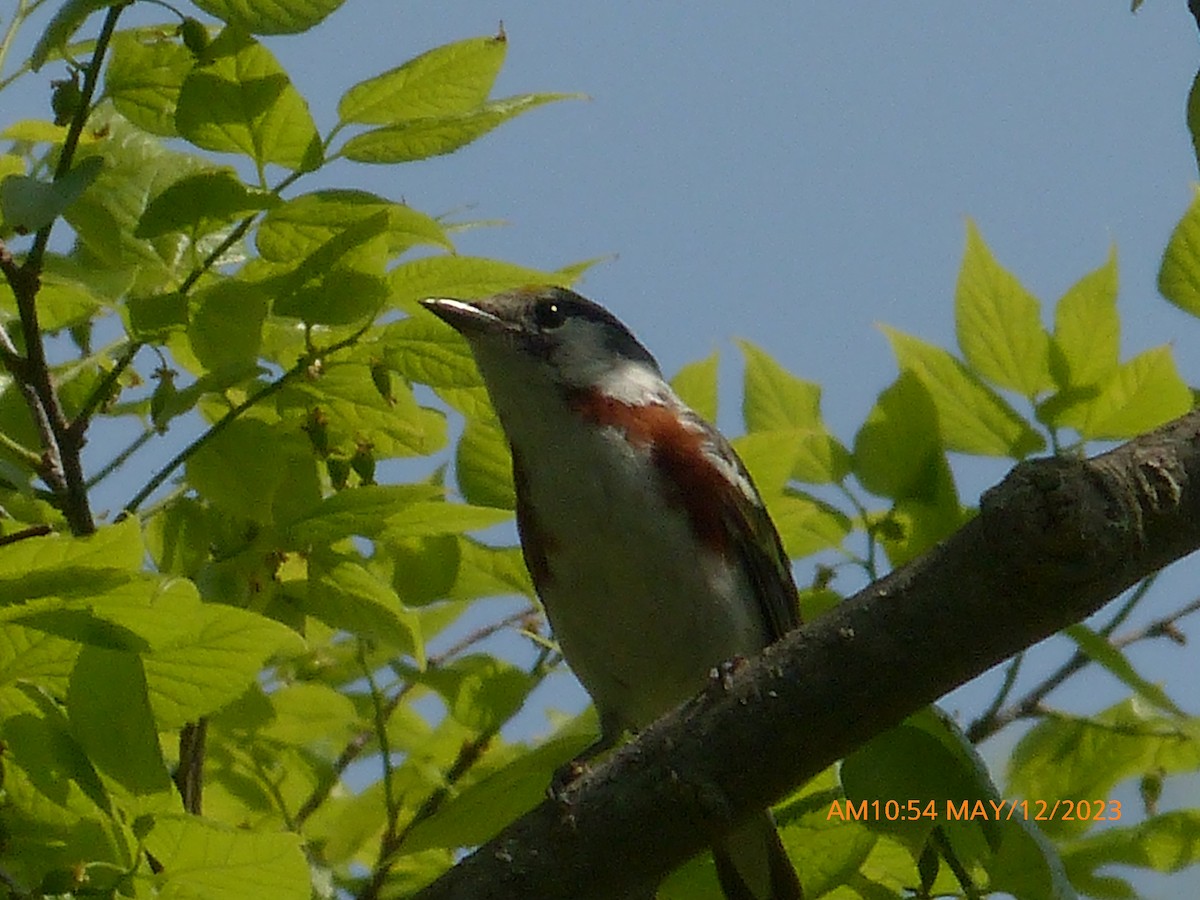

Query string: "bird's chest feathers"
[[502, 392, 764, 727]]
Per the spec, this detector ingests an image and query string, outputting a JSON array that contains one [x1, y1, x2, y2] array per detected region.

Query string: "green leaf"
[[341, 94, 578, 164], [267, 210, 391, 325], [142, 595, 305, 728], [1051, 345, 1192, 440], [1062, 811, 1200, 885], [192, 0, 346, 35], [401, 713, 596, 852], [137, 170, 277, 238], [29, 0, 117, 71], [456, 417, 515, 510], [1064, 625, 1184, 717], [730, 430, 802, 495], [66, 111, 213, 293], [0, 156, 102, 233], [276, 360, 447, 458], [338, 34, 508, 125], [389, 255, 569, 311], [125, 290, 189, 339], [187, 419, 313, 525], [882, 326, 1044, 458], [376, 315, 484, 388], [1159, 189, 1200, 317], [145, 814, 310, 900], [1007, 699, 1200, 839], [1050, 247, 1119, 389], [105, 30, 195, 136], [670, 352, 719, 423], [67, 646, 174, 798], [737, 340, 822, 432], [955, 220, 1053, 396], [284, 484, 441, 544], [854, 372, 943, 500], [765, 490, 851, 558], [187, 279, 269, 370], [176, 27, 323, 171], [0, 517, 144, 581], [255, 189, 451, 262], [877, 465, 964, 567], [416, 654, 535, 731], [304, 555, 423, 658]]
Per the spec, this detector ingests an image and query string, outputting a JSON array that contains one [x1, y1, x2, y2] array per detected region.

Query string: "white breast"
[[483, 363, 768, 730]]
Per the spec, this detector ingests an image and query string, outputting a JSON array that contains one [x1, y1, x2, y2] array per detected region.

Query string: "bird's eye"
[[533, 300, 567, 330]]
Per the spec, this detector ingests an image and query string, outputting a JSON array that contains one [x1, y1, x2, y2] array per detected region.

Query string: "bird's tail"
[[712, 810, 802, 900]]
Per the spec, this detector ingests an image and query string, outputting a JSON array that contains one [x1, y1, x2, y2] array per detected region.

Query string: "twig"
[[294, 607, 540, 827], [966, 592, 1200, 742], [122, 322, 372, 516], [68, 340, 142, 438], [0, 524, 52, 546]]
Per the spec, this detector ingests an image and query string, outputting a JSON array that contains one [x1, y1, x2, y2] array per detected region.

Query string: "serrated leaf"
[[146, 814, 310, 900], [187, 419, 312, 525], [269, 210, 390, 324], [187, 279, 269, 370], [284, 484, 441, 544], [29, 0, 116, 71], [390, 255, 568, 310], [765, 491, 851, 558], [305, 555, 422, 658], [143, 594, 305, 728], [670, 353, 718, 423], [456, 418, 515, 510], [276, 360, 447, 458], [737, 340, 822, 432], [255, 189, 450, 262], [192, 0, 345, 35], [0, 517, 143, 581], [1160, 188, 1200, 318], [67, 646, 173, 797], [376, 315, 484, 388], [341, 94, 579, 164], [137, 170, 276, 238], [854, 372, 943, 500], [0, 156, 103, 233], [955, 220, 1053, 396], [338, 34, 507, 125], [1064, 624, 1184, 717], [105, 30, 194, 137], [1007, 698, 1200, 839], [1061, 811, 1200, 882], [1051, 247, 1120, 389], [175, 27, 322, 171], [1055, 345, 1192, 440], [882, 326, 1044, 458]]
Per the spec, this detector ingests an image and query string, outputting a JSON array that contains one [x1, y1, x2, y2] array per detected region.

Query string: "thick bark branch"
[[413, 409, 1200, 900]]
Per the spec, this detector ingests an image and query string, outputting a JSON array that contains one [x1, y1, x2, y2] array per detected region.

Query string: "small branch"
[[174, 718, 208, 814], [122, 323, 372, 516], [0, 524, 52, 547], [86, 427, 155, 489], [68, 340, 142, 438], [966, 587, 1200, 743], [294, 608, 540, 827]]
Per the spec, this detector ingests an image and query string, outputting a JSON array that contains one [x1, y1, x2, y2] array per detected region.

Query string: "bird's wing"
[[699, 421, 802, 643]]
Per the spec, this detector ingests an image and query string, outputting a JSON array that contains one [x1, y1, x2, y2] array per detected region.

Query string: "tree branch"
[[413, 407, 1200, 900]]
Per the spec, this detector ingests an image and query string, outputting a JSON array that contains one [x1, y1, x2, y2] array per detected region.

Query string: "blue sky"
[[8, 2, 1200, 894]]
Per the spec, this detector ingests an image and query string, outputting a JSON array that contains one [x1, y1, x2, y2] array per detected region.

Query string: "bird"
[[421, 285, 803, 900]]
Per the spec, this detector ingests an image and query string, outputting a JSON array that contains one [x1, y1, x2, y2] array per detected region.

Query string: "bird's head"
[[420, 286, 671, 411]]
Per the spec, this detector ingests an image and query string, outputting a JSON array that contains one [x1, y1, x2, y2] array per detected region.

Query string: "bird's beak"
[[420, 298, 507, 336]]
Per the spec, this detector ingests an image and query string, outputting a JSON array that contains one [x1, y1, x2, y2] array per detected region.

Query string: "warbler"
[[422, 286, 802, 900]]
